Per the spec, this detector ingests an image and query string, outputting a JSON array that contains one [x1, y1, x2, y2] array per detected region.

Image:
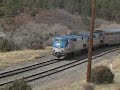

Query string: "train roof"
[[80, 32, 100, 37], [96, 29, 120, 33], [54, 35, 84, 39]]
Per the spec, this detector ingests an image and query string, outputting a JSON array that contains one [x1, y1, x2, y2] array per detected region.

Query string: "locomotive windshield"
[[53, 39, 68, 48]]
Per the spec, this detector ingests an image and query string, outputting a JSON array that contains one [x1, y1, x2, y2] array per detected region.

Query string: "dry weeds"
[[0, 47, 52, 69]]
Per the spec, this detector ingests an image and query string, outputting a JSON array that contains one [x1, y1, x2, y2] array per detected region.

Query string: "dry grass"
[[0, 47, 52, 69]]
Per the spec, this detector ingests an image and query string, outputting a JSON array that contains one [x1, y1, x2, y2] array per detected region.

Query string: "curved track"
[[0, 46, 120, 86]]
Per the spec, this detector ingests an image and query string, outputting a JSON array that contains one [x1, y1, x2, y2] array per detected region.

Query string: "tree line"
[[0, 0, 120, 22]]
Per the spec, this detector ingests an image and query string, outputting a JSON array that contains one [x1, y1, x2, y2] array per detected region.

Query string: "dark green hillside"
[[0, 0, 120, 22]]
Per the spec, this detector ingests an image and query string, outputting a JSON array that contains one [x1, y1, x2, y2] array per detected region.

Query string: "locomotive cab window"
[[53, 39, 68, 48]]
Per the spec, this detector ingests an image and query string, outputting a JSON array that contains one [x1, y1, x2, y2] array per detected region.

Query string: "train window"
[[106, 33, 110, 35], [116, 32, 120, 35], [88, 37, 89, 41], [83, 44, 86, 47], [74, 39, 77, 41], [100, 40, 103, 43], [106, 33, 108, 35], [110, 33, 114, 35], [81, 37, 83, 40], [106, 33, 113, 35], [115, 32, 118, 34], [54, 39, 68, 43], [71, 39, 76, 42]]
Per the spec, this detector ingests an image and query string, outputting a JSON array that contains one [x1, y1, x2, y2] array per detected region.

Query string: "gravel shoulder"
[[33, 48, 120, 90]]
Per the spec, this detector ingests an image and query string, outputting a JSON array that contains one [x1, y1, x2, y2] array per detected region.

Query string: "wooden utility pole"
[[87, 0, 96, 82]]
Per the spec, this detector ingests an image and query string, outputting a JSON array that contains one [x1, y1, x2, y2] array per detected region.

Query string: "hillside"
[[0, 9, 85, 49], [1, 0, 120, 22], [0, 9, 96, 49], [1, 0, 120, 50], [1, 9, 120, 50]]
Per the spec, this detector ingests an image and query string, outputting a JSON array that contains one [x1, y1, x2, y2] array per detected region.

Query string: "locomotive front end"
[[52, 37, 68, 58]]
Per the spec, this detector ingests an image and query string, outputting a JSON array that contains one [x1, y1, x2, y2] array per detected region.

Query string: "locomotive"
[[52, 29, 120, 58]]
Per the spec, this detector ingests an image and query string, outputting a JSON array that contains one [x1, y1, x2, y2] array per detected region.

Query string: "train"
[[52, 29, 120, 58]]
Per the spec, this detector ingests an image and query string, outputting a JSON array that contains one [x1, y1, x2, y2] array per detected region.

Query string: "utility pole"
[[87, 0, 96, 82]]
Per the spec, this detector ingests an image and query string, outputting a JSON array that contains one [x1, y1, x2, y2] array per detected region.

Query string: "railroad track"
[[0, 59, 61, 79], [0, 46, 119, 86]]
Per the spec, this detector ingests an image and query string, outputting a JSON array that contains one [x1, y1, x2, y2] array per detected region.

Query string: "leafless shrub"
[[91, 65, 114, 84], [0, 38, 15, 52], [5, 79, 32, 90]]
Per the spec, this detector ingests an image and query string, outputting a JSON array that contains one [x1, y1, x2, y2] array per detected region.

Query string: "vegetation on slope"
[[0, 0, 120, 51], [0, 0, 120, 22]]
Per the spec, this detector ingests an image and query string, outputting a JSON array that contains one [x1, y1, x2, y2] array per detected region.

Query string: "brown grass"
[[0, 47, 52, 69]]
